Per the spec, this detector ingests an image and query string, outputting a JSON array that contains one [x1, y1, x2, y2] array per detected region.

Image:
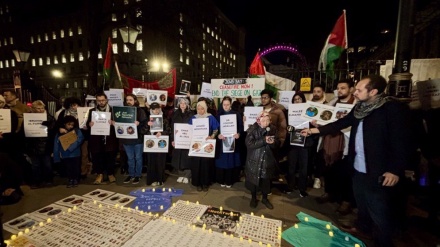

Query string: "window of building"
[[180, 53, 183, 62], [124, 0, 129, 5], [11, 60, 15, 67], [207, 27, 210, 33], [62, 54, 67, 63], [31, 59, 36, 67], [60, 29, 65, 38], [123, 44, 129, 53], [179, 13, 183, 22], [54, 56, 58, 64], [78, 52, 84, 61], [179, 28, 183, 36], [0, 61, 3, 69], [5, 60, 9, 68], [98, 49, 102, 59], [78, 26, 82, 35], [202, 64, 205, 72], [52, 31, 57, 40], [30, 36, 34, 44], [112, 43, 118, 54], [136, 39, 142, 51], [37, 35, 41, 43], [45, 33, 49, 41], [112, 13, 117, 21], [70, 53, 75, 62], [215, 52, 218, 59], [179, 40, 183, 49], [38, 58, 43, 66], [185, 56, 189, 65], [87, 51, 90, 59], [203, 33, 205, 40], [136, 9, 142, 18], [137, 25, 142, 34], [9, 37, 13, 45], [186, 44, 189, 53], [46, 57, 51, 65], [112, 28, 118, 38], [69, 28, 73, 37], [202, 54, 205, 61], [202, 43, 205, 51]]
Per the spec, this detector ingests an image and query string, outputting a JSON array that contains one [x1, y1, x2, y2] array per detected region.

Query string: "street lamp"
[[12, 49, 31, 102], [119, 25, 139, 77]]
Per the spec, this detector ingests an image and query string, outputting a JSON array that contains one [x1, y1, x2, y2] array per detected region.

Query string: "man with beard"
[[316, 79, 357, 216], [301, 74, 411, 247], [87, 93, 119, 185], [310, 84, 328, 104], [259, 89, 287, 150]]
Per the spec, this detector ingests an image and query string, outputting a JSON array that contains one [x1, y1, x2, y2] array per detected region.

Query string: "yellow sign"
[[300, 78, 312, 92]]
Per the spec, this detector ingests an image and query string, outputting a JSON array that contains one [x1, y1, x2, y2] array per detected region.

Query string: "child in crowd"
[[53, 115, 84, 188]]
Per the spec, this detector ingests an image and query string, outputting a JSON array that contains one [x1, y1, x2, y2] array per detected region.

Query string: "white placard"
[[2, 213, 43, 234], [149, 114, 163, 132], [174, 123, 192, 149], [104, 88, 124, 106], [200, 82, 212, 99], [220, 114, 237, 135], [188, 138, 216, 158], [147, 89, 168, 105], [244, 106, 263, 131], [191, 118, 209, 137], [288, 103, 309, 128], [211, 78, 265, 98], [0, 109, 11, 133], [29, 203, 71, 221], [300, 102, 335, 125], [90, 111, 111, 136], [278, 91, 296, 109], [23, 113, 47, 137], [143, 135, 169, 153], [417, 79, 440, 110], [132, 88, 149, 97], [77, 107, 92, 129], [115, 123, 138, 139], [53, 194, 93, 208], [330, 103, 355, 122]]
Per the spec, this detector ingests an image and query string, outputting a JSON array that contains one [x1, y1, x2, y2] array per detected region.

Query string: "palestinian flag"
[[318, 10, 348, 78], [103, 37, 113, 81]]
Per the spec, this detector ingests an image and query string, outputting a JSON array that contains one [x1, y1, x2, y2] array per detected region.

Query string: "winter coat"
[[26, 113, 56, 155], [244, 122, 279, 186], [86, 107, 118, 153], [53, 128, 84, 162]]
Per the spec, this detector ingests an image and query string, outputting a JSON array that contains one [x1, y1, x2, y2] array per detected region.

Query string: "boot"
[[250, 198, 258, 208], [94, 174, 103, 185], [336, 201, 352, 215], [261, 198, 274, 209], [108, 175, 116, 183]]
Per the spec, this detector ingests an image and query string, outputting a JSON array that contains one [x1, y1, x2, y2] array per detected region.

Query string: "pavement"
[[2, 169, 439, 247]]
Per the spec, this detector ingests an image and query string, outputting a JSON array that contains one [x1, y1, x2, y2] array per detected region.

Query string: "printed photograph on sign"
[[180, 80, 191, 94]]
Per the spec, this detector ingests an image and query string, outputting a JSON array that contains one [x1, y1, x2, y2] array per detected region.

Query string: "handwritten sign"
[[211, 78, 265, 98]]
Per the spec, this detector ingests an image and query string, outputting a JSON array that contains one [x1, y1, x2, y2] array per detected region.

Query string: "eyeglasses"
[[261, 96, 270, 100]]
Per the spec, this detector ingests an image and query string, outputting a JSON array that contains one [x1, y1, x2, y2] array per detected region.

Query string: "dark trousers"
[[324, 157, 355, 204], [215, 167, 239, 186], [353, 171, 396, 247], [190, 157, 214, 187], [91, 151, 116, 175], [146, 153, 167, 185], [63, 157, 81, 181], [287, 146, 309, 192]]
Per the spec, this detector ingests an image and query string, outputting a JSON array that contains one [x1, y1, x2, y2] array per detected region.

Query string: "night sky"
[[214, 0, 409, 67]]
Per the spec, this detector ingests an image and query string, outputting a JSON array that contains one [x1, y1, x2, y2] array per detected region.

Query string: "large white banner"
[[211, 78, 265, 98]]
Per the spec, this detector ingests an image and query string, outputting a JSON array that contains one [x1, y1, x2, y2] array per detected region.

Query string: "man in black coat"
[[301, 74, 411, 247]]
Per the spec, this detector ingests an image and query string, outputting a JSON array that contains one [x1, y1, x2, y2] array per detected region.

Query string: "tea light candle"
[[168, 188, 172, 192], [251, 212, 254, 216], [326, 224, 331, 229], [304, 217, 309, 222], [186, 200, 189, 205], [10, 235, 16, 240], [152, 188, 156, 192], [208, 229, 212, 234], [135, 206, 139, 210], [173, 203, 176, 207], [223, 232, 227, 236], [39, 222, 44, 227], [93, 200, 97, 204], [99, 204, 102, 208], [220, 206, 223, 211], [261, 215, 265, 219], [248, 238, 252, 244], [47, 218, 52, 223], [196, 201, 199, 205], [259, 241, 263, 245], [160, 205, 164, 210], [329, 231, 334, 237], [230, 233, 234, 238], [240, 236, 243, 241], [18, 232, 23, 236], [230, 211, 234, 217], [68, 208, 72, 213], [162, 188, 166, 192], [24, 229, 30, 234], [142, 188, 145, 192]]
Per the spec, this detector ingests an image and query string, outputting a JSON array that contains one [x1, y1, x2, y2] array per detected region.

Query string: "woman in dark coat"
[[170, 97, 194, 184], [245, 111, 279, 209]]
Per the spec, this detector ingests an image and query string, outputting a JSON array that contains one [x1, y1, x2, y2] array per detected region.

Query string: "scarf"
[[65, 108, 78, 119], [353, 93, 394, 119], [97, 104, 110, 112]]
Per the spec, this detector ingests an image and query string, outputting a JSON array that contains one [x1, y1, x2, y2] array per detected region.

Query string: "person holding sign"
[[188, 101, 219, 192], [245, 111, 279, 209], [146, 102, 171, 186], [87, 93, 118, 185], [171, 98, 194, 184], [53, 116, 85, 188], [215, 96, 243, 188], [26, 100, 56, 189]]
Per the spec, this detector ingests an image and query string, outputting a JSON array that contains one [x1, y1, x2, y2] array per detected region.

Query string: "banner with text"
[[211, 78, 265, 98]]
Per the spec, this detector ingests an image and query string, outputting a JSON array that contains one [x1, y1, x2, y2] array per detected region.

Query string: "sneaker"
[[94, 174, 103, 185], [108, 175, 116, 183], [132, 177, 140, 184], [313, 178, 321, 189], [220, 184, 226, 187], [261, 199, 274, 209], [202, 185, 209, 192], [225, 185, 232, 188], [123, 176, 133, 184], [284, 188, 294, 194], [197, 186, 203, 192], [299, 191, 309, 198], [177, 177, 184, 183], [73, 180, 78, 187], [66, 180, 74, 188], [182, 178, 189, 184]]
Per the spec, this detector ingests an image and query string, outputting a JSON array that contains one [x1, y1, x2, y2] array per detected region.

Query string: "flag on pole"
[[103, 37, 113, 81], [249, 51, 265, 76], [318, 10, 348, 77]]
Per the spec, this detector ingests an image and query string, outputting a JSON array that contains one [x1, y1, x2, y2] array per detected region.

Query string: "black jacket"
[[244, 122, 279, 186]]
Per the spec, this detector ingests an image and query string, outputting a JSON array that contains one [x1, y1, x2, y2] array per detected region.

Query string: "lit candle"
[[99, 204, 102, 208], [152, 188, 156, 192], [168, 188, 172, 192], [196, 201, 199, 205], [127, 208, 131, 212], [355, 244, 360, 247], [192, 225, 196, 230], [39, 222, 44, 227], [239, 216, 243, 221], [326, 224, 331, 229], [251, 212, 254, 216], [208, 229, 212, 234], [68, 208, 72, 213], [140, 211, 144, 215], [203, 224, 206, 229], [329, 231, 334, 237], [142, 188, 145, 192], [24, 229, 29, 234], [162, 188, 165, 192], [261, 215, 265, 219], [135, 206, 139, 210], [259, 241, 263, 245], [230, 211, 234, 217], [230, 233, 234, 238], [220, 206, 223, 211], [294, 224, 298, 228], [172, 219, 176, 224], [267, 244, 271, 247], [240, 236, 243, 241], [18, 232, 23, 236], [248, 238, 252, 243], [223, 232, 227, 236], [93, 200, 97, 204], [47, 218, 52, 223], [160, 205, 164, 210], [73, 206, 77, 210], [11, 235, 16, 240], [186, 200, 189, 205], [173, 203, 176, 207], [304, 217, 309, 222]]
